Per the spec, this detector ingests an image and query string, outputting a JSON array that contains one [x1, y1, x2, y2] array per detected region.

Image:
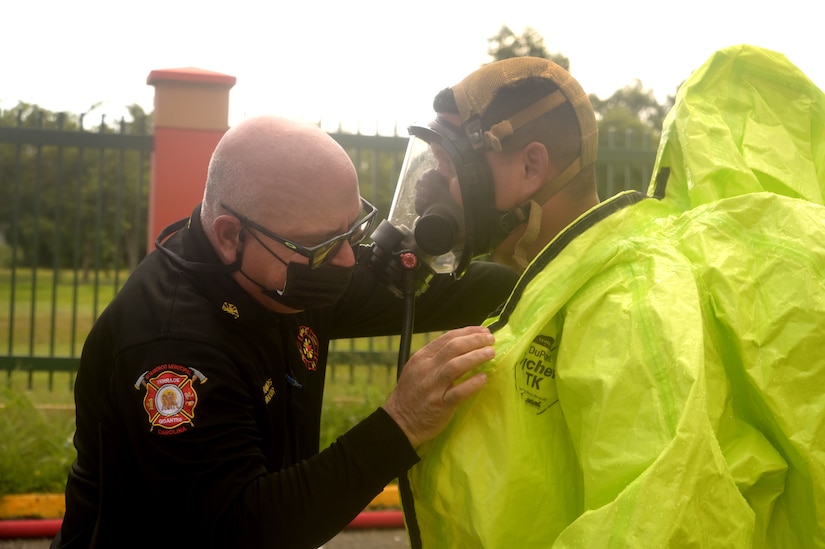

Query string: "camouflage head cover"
[[451, 56, 598, 204]]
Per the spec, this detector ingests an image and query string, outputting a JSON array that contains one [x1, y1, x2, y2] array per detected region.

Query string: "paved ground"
[[324, 529, 411, 548], [0, 528, 412, 548]]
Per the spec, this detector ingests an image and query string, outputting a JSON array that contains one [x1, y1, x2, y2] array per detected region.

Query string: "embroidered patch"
[[296, 325, 319, 371], [262, 377, 275, 403], [221, 301, 240, 319], [515, 334, 559, 414], [134, 364, 207, 435]]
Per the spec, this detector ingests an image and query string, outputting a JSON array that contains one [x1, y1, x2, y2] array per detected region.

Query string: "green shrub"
[[0, 365, 397, 496], [320, 377, 391, 450], [0, 387, 76, 495]]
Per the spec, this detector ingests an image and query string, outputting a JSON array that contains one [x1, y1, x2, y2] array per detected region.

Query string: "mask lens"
[[388, 135, 466, 274]]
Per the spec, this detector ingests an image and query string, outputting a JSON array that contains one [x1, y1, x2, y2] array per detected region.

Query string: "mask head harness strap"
[[451, 56, 598, 212]]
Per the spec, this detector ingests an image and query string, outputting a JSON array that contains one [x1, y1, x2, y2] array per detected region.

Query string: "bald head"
[[201, 115, 359, 239]]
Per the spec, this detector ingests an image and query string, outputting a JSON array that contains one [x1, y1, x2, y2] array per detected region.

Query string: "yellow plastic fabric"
[[650, 44, 825, 547], [407, 45, 825, 548]]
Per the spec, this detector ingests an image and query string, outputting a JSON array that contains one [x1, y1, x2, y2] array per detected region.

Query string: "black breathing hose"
[[396, 252, 423, 549]]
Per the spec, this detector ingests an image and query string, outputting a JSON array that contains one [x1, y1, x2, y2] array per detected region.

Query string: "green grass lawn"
[[0, 267, 123, 357]]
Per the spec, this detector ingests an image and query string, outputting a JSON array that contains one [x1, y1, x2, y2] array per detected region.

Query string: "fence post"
[[145, 67, 236, 250]]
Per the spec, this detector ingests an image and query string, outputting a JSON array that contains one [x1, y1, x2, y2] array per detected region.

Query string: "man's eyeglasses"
[[221, 198, 378, 269]]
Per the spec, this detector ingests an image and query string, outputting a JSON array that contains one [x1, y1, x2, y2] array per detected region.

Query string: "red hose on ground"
[[347, 510, 405, 529], [0, 511, 405, 539], [0, 519, 62, 538]]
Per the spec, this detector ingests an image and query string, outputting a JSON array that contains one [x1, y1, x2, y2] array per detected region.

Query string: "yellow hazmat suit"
[[407, 44, 825, 548]]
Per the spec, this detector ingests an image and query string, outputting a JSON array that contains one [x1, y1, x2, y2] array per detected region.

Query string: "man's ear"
[[212, 215, 244, 265], [521, 142, 553, 197]]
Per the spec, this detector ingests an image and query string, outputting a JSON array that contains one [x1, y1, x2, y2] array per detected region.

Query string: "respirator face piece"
[[387, 119, 499, 277]]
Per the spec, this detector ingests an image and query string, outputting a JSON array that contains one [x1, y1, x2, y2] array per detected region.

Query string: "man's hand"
[[383, 326, 495, 448]]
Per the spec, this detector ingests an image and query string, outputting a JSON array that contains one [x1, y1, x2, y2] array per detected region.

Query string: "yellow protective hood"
[[649, 44, 825, 208]]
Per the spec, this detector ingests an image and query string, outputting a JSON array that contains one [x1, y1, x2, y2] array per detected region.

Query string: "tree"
[[485, 25, 676, 141], [487, 26, 570, 71], [0, 103, 151, 275], [590, 79, 674, 135], [592, 106, 657, 197], [589, 81, 677, 195]]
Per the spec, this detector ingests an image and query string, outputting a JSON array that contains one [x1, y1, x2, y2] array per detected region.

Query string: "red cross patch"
[[297, 326, 319, 371], [135, 364, 207, 435]]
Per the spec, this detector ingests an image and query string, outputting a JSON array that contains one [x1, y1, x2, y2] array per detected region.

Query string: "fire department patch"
[[297, 325, 319, 371], [135, 364, 207, 435]]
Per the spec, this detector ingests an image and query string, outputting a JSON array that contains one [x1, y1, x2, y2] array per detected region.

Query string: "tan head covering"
[[451, 57, 598, 204]]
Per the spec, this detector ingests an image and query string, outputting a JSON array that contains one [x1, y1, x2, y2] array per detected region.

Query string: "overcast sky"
[[3, 0, 822, 134]]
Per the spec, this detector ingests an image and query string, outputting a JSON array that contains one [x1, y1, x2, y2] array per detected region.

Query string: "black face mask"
[[238, 228, 354, 311], [239, 261, 353, 311]]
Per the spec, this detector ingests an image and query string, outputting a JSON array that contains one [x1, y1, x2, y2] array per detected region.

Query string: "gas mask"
[[372, 58, 599, 288], [374, 117, 509, 283]]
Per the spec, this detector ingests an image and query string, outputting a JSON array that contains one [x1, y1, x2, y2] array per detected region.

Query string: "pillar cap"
[[147, 67, 236, 88]]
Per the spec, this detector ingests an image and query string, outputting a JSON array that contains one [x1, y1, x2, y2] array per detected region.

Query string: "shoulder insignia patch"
[[134, 364, 207, 435], [221, 301, 240, 319], [296, 325, 319, 371]]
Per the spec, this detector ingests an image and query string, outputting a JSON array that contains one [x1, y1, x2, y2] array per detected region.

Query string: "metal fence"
[[0, 111, 657, 390], [1, 111, 153, 390]]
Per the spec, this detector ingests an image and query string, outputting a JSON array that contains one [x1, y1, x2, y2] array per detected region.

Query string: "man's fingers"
[[443, 372, 489, 407], [426, 326, 491, 356], [386, 325, 496, 448], [407, 326, 491, 370], [440, 344, 495, 403], [436, 332, 495, 382]]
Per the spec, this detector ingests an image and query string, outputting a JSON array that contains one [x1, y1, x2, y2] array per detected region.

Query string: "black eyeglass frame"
[[221, 198, 378, 269]]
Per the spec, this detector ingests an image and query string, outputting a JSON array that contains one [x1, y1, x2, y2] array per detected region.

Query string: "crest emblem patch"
[[296, 325, 319, 371], [135, 364, 207, 435]]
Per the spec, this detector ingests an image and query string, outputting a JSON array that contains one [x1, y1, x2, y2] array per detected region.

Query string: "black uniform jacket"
[[54, 206, 516, 549]]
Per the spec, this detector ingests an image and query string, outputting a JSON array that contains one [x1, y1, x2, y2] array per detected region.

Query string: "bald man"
[[54, 116, 516, 548]]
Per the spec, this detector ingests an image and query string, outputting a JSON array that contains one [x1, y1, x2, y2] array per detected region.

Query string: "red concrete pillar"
[[145, 67, 236, 250]]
